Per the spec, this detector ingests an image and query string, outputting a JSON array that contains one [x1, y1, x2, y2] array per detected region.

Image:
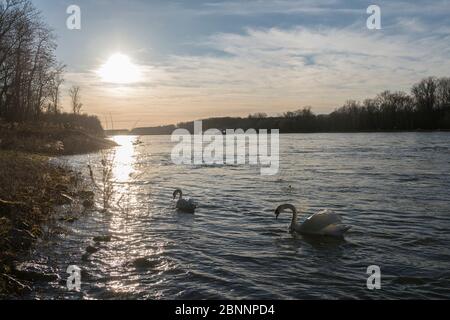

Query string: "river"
[[22, 133, 450, 299]]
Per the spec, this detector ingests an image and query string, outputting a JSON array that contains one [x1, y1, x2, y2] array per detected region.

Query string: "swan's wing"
[[177, 198, 197, 212], [320, 224, 352, 237], [185, 198, 197, 208], [301, 210, 342, 233]]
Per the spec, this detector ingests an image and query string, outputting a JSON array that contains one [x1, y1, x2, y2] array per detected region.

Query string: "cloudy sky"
[[34, 0, 450, 128]]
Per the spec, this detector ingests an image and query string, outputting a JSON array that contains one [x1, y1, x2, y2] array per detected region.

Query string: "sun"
[[98, 53, 141, 84]]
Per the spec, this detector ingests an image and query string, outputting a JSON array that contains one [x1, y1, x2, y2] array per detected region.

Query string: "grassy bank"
[[0, 122, 117, 156], [0, 123, 115, 297]]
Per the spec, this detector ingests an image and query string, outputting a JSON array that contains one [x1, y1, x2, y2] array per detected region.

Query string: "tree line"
[[0, 0, 99, 131], [172, 76, 450, 134]]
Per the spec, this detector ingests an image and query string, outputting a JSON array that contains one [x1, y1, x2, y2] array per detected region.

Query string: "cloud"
[[393, 17, 429, 33], [195, 0, 360, 16], [382, 0, 450, 16], [153, 25, 450, 113]]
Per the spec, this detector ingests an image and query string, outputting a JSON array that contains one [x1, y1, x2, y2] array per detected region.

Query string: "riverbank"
[[0, 122, 117, 156], [0, 124, 115, 297]]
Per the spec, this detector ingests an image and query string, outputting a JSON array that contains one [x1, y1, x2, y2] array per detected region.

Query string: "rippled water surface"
[[24, 133, 450, 299]]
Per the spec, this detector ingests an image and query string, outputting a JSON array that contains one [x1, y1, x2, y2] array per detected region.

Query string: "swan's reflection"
[[300, 234, 348, 250], [274, 232, 348, 254]]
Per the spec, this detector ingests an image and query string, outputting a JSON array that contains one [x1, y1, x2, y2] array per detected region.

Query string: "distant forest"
[[131, 76, 450, 135]]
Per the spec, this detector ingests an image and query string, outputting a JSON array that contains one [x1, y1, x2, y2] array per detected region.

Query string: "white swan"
[[275, 204, 351, 238], [173, 189, 197, 213]]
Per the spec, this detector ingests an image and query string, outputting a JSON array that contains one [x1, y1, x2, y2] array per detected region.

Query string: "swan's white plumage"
[[300, 210, 342, 234], [276, 205, 351, 237]]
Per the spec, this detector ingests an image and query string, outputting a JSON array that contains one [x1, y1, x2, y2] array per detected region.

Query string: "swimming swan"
[[173, 189, 197, 213], [275, 204, 351, 237]]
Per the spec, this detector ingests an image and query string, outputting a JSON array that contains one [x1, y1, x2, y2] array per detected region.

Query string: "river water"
[[23, 133, 450, 299]]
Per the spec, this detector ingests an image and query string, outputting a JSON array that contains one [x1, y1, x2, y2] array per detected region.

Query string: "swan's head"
[[274, 208, 281, 220], [275, 204, 297, 219], [173, 189, 183, 200]]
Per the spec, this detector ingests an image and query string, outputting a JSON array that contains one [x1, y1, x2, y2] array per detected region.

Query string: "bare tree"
[[412, 77, 437, 113], [69, 85, 83, 115], [412, 77, 438, 128], [0, 0, 62, 121], [48, 64, 65, 114], [437, 78, 450, 110]]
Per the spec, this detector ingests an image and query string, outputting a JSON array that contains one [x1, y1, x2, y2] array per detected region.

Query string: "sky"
[[33, 0, 450, 129]]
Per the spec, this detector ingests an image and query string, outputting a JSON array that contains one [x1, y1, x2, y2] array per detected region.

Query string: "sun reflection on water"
[[110, 136, 137, 184]]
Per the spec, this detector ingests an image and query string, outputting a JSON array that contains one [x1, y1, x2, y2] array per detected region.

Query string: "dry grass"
[[0, 122, 117, 156], [0, 121, 117, 296], [88, 150, 116, 212], [0, 151, 80, 295]]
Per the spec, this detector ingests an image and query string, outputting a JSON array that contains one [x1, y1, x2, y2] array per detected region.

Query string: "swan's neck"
[[279, 204, 298, 232], [290, 208, 298, 231]]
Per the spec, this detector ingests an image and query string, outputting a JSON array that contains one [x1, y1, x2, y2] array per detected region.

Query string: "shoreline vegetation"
[[0, 117, 116, 156], [0, 120, 116, 297], [0, 152, 78, 295]]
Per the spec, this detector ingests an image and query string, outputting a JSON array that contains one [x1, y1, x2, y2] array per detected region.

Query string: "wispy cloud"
[[382, 0, 450, 16], [148, 25, 450, 111], [195, 0, 360, 16]]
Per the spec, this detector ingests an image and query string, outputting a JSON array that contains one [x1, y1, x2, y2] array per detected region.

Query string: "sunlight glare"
[[111, 135, 136, 183], [98, 53, 141, 84]]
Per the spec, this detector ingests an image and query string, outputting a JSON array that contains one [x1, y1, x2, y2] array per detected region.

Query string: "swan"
[[173, 189, 197, 213], [275, 204, 351, 238]]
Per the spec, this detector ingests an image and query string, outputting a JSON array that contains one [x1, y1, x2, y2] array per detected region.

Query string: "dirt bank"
[[0, 124, 114, 297]]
